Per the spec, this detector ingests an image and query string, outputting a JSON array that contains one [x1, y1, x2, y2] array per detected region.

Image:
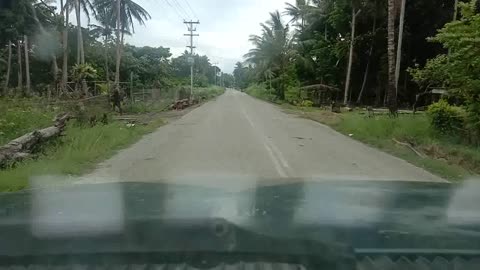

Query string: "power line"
[[162, 0, 186, 20], [171, 0, 191, 19], [181, 0, 198, 20]]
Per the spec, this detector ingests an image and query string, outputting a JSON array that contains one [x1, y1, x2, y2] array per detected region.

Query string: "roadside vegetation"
[[0, 85, 224, 192], [0, 0, 228, 191], [238, 0, 480, 181]]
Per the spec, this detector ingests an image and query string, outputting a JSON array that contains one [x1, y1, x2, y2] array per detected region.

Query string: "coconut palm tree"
[[90, 6, 115, 82], [60, 0, 70, 94], [245, 11, 293, 99], [66, 0, 95, 65], [94, 0, 150, 89], [387, 0, 397, 114], [284, 0, 311, 29], [343, 3, 362, 105]]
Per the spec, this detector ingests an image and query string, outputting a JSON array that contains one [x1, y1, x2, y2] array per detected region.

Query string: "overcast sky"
[[58, 0, 294, 73]]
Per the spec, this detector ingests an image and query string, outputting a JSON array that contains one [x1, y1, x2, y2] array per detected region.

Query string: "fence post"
[[142, 88, 145, 102]]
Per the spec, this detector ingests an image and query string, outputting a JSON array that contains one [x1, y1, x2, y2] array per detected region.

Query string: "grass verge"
[[0, 119, 164, 192], [283, 105, 478, 181]]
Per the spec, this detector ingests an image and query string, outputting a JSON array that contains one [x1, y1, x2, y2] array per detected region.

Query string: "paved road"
[[82, 89, 444, 188]]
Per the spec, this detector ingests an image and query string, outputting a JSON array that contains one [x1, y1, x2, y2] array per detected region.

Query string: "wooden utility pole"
[[184, 20, 200, 99]]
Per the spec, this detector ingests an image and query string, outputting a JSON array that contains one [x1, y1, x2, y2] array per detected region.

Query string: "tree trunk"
[[75, 0, 84, 65], [0, 114, 70, 168], [343, 8, 360, 105], [52, 55, 59, 94], [453, 0, 459, 21], [114, 0, 122, 90], [24, 35, 31, 96], [324, 24, 328, 41], [104, 35, 110, 82], [61, 0, 69, 94], [3, 41, 12, 95], [386, 0, 397, 112], [17, 39, 23, 93], [357, 11, 377, 104], [394, 0, 406, 96]]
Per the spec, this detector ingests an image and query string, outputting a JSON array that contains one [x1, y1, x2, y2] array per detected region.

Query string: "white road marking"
[[239, 105, 290, 177]]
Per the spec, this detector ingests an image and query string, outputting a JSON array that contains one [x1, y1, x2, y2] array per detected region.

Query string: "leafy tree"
[[410, 0, 480, 140], [245, 11, 295, 99]]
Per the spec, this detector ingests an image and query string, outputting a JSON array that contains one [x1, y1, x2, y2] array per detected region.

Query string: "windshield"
[[1, 0, 480, 267]]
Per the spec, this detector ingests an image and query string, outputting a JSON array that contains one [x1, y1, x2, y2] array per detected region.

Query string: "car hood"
[[1, 179, 480, 251]]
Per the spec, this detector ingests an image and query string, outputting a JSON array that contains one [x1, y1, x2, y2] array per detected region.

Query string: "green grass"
[[0, 119, 164, 192], [0, 99, 57, 145], [194, 85, 226, 100], [335, 113, 480, 181]]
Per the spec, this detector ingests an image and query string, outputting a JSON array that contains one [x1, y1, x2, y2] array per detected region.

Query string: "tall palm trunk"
[[104, 35, 109, 82], [114, 0, 122, 90], [3, 41, 12, 94], [17, 39, 23, 93], [61, 0, 69, 94], [75, 0, 84, 64], [24, 35, 31, 95], [386, 0, 397, 112], [357, 10, 377, 104], [394, 0, 406, 95], [343, 8, 360, 105]]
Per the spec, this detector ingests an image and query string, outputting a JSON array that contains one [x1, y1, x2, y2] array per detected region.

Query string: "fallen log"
[[0, 114, 70, 168]]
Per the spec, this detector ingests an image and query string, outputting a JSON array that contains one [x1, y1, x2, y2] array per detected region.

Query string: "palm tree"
[[245, 11, 292, 99], [24, 34, 31, 95], [17, 40, 23, 92], [90, 6, 115, 82], [343, 6, 361, 105], [284, 0, 311, 29], [3, 41, 12, 94], [387, 0, 397, 113], [95, 0, 150, 89], [67, 0, 95, 65], [61, 0, 70, 94]]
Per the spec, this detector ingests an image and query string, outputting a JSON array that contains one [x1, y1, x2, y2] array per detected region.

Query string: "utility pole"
[[184, 20, 200, 99]]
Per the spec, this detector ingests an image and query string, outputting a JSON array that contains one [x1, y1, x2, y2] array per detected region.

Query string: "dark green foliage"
[[427, 100, 465, 135], [243, 0, 457, 106], [410, 0, 480, 144]]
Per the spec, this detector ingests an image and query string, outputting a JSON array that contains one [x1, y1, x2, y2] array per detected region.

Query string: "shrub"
[[245, 84, 277, 102], [300, 100, 314, 107], [427, 100, 465, 134], [285, 86, 301, 105]]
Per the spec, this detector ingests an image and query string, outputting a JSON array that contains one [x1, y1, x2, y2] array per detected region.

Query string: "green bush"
[[194, 86, 225, 100], [285, 86, 301, 105], [245, 84, 277, 102], [427, 100, 465, 134], [300, 100, 314, 107]]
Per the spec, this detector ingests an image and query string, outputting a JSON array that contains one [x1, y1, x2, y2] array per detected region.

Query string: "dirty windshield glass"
[[1, 0, 480, 269]]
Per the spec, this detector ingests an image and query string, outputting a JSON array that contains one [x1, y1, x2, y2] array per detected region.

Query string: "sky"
[[57, 0, 294, 73]]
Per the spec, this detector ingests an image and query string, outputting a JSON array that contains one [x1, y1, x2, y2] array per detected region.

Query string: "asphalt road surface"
[[81, 89, 444, 188]]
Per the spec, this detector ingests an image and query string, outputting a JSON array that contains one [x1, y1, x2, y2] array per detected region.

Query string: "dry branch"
[[392, 138, 426, 158]]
